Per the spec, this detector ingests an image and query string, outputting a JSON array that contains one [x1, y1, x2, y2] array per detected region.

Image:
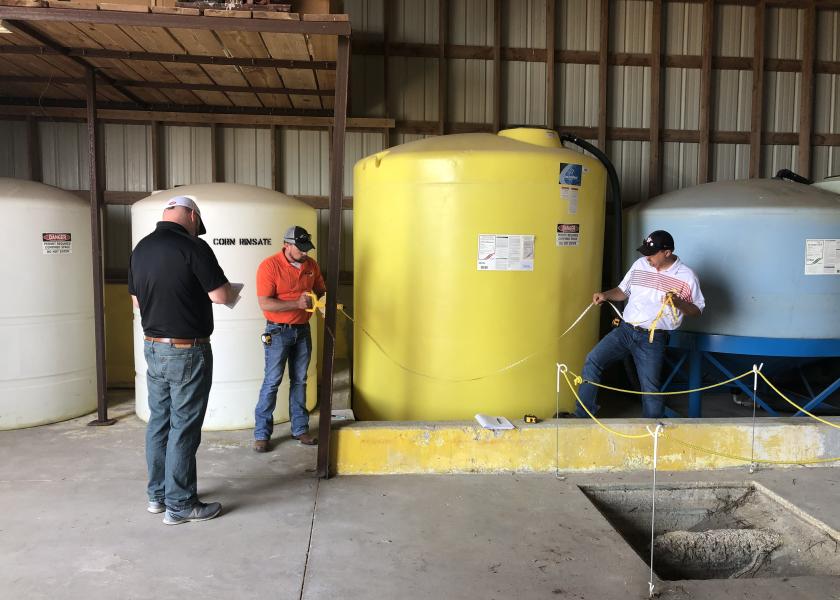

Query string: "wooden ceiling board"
[[308, 34, 336, 61], [201, 63, 249, 86], [0, 81, 77, 100], [223, 90, 263, 108], [166, 27, 226, 56], [256, 92, 292, 109], [120, 25, 184, 55], [190, 89, 232, 106], [160, 61, 232, 106], [260, 14, 312, 63], [0, 29, 42, 46], [72, 21, 145, 51], [32, 21, 103, 49], [276, 66, 319, 109], [316, 69, 335, 90], [216, 29, 270, 59], [0, 54, 35, 75], [121, 58, 200, 105], [240, 65, 291, 108], [5, 51, 79, 78], [85, 57, 169, 103]]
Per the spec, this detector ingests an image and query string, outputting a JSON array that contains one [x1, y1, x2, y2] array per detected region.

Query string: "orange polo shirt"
[[256, 252, 326, 324]]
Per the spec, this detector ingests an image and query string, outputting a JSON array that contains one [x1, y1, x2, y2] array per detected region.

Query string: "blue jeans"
[[576, 322, 668, 419], [144, 341, 213, 512], [254, 323, 312, 440]]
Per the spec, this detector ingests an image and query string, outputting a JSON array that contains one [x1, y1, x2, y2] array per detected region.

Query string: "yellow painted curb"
[[330, 419, 839, 474]]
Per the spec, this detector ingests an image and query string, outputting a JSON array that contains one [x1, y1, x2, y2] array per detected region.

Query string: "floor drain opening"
[[579, 482, 840, 580]]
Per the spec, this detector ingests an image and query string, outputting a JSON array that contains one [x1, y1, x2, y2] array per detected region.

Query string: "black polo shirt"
[[128, 221, 228, 338]]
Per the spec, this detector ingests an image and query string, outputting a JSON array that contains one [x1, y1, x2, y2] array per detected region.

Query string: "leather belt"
[[266, 321, 307, 328], [144, 336, 210, 346], [623, 322, 667, 335]]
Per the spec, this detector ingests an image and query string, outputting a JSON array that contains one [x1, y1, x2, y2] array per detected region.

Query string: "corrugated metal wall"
[[0, 120, 29, 179], [449, 0, 494, 125], [556, 0, 599, 128], [503, 0, 547, 126], [609, 0, 652, 204], [814, 9, 840, 178], [662, 2, 700, 193], [712, 3, 752, 181]]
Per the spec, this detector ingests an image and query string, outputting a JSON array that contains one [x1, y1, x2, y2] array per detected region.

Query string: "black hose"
[[557, 132, 622, 289], [774, 169, 812, 185]]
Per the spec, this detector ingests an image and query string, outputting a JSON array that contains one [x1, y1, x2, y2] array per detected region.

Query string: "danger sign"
[[42, 232, 72, 255]]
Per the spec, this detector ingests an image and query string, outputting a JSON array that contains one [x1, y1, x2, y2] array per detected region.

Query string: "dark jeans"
[[575, 322, 668, 419], [144, 341, 213, 512], [254, 322, 312, 440]]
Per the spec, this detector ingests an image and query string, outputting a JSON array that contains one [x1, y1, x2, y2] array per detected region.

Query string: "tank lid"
[[498, 127, 561, 148]]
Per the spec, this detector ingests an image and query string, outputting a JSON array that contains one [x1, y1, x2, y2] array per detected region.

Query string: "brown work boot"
[[293, 432, 318, 446], [253, 439, 269, 453]]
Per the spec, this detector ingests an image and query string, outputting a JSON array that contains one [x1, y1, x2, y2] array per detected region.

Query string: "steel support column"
[[317, 34, 351, 479], [86, 67, 115, 427]]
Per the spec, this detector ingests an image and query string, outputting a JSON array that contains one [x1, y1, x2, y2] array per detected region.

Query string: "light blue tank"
[[624, 179, 840, 339]]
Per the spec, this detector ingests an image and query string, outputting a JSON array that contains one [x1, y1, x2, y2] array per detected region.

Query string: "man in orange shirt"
[[253, 226, 326, 451]]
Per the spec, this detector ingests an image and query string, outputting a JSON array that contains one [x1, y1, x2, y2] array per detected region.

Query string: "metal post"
[[86, 66, 115, 427], [317, 34, 350, 478], [687, 349, 702, 418]]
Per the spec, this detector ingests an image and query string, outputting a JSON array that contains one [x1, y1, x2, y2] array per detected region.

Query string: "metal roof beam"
[[0, 6, 351, 35], [2, 75, 335, 97], [0, 45, 337, 71]]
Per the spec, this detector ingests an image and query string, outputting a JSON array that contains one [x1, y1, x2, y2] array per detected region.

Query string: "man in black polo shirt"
[[129, 195, 237, 525]]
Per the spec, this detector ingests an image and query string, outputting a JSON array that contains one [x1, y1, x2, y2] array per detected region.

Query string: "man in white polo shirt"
[[574, 230, 705, 418]]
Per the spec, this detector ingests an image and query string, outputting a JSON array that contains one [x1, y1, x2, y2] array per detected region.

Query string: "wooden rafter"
[[649, 0, 663, 197], [749, 0, 766, 178], [698, 0, 714, 183], [546, 0, 555, 129], [798, 0, 816, 178], [598, 0, 609, 150]]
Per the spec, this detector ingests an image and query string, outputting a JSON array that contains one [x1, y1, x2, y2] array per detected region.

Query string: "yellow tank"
[[353, 128, 607, 420]]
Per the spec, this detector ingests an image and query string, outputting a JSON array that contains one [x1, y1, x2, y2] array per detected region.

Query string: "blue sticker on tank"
[[559, 163, 583, 186]]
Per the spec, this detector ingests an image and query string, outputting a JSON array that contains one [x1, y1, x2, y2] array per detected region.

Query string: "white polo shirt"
[[618, 256, 705, 330]]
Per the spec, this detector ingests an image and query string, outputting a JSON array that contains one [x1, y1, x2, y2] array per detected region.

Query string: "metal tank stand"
[[660, 331, 840, 418]]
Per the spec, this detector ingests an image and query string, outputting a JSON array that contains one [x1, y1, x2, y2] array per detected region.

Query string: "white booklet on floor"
[[475, 414, 515, 430]]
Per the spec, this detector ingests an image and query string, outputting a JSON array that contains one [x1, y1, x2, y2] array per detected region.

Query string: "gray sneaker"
[[147, 500, 166, 514], [163, 501, 222, 525]]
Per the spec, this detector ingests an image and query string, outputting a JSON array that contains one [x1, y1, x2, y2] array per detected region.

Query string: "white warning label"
[[42, 232, 72, 255], [805, 239, 840, 275], [477, 234, 534, 271], [556, 224, 580, 247]]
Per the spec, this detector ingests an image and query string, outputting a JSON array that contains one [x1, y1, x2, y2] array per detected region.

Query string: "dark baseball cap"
[[283, 225, 315, 252], [636, 230, 675, 256]]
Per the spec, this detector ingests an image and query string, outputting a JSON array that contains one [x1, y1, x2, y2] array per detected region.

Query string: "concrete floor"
[[3, 395, 840, 600]]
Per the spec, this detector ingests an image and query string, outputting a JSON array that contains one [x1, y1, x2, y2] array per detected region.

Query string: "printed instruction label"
[[559, 162, 584, 214], [477, 234, 534, 271], [556, 224, 580, 247], [805, 239, 840, 275], [42, 232, 72, 255]]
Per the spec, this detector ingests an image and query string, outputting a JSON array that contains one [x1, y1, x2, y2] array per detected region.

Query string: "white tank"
[[0, 179, 96, 429], [813, 176, 840, 195], [131, 184, 319, 430], [625, 179, 840, 339]]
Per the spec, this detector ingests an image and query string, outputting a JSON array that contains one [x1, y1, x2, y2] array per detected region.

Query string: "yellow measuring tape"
[[558, 364, 840, 465]]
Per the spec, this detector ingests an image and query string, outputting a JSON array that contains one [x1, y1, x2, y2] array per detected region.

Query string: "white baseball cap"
[[164, 195, 206, 235]]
